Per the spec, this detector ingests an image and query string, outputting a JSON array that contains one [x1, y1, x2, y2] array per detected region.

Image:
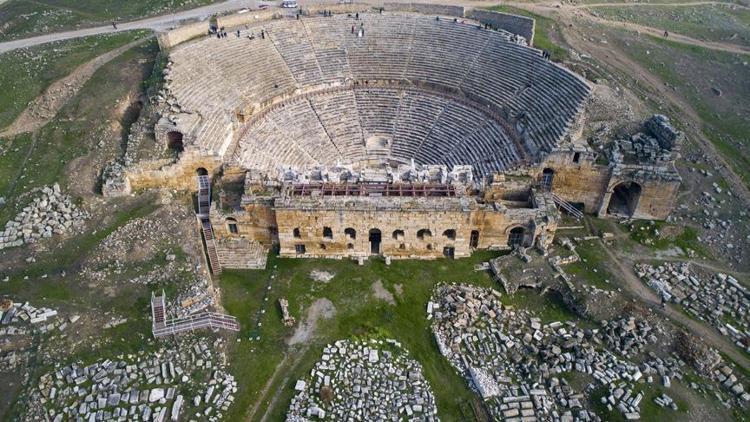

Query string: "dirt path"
[[0, 37, 149, 137], [0, 0, 259, 54], [247, 298, 336, 421], [627, 254, 750, 279], [508, 1, 750, 55], [576, 1, 750, 10], [245, 351, 292, 422], [598, 238, 750, 370], [256, 346, 310, 422]]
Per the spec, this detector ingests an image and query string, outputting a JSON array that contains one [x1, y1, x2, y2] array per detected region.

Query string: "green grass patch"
[[219, 250, 584, 421], [486, 5, 569, 61], [0, 0, 215, 41], [589, 383, 689, 421], [615, 33, 750, 187], [0, 30, 149, 130], [567, 241, 616, 289], [626, 220, 710, 258], [2, 196, 159, 283], [589, 4, 750, 48]]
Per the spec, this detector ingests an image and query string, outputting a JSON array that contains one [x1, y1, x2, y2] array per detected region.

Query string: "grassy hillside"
[[0, 30, 149, 130], [0, 0, 215, 41]]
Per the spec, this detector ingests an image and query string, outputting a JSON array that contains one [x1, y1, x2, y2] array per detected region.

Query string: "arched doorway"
[[167, 131, 184, 152], [469, 230, 479, 248], [369, 229, 382, 255], [607, 182, 642, 218], [508, 227, 526, 248], [541, 168, 554, 191], [196, 167, 208, 176]]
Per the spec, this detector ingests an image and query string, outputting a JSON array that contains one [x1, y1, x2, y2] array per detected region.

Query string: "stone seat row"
[[165, 13, 589, 162], [232, 87, 524, 176]]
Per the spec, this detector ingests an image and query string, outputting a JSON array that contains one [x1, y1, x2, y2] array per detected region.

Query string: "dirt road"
[[0, 0, 259, 54], [599, 239, 750, 370]]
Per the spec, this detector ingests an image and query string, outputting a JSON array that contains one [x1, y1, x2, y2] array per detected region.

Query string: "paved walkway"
[[0, 0, 259, 54]]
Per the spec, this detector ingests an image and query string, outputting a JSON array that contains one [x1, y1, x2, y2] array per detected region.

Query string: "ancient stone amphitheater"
[[160, 12, 590, 177], [118, 6, 680, 270]]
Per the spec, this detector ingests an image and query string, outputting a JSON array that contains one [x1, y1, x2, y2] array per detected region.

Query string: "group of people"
[[209, 25, 266, 41]]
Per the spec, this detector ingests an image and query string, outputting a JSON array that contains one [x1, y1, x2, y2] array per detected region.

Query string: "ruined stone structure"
[[114, 7, 682, 270]]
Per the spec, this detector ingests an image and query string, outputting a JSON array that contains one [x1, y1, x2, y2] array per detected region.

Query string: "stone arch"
[[369, 229, 382, 255], [196, 167, 209, 176], [417, 229, 432, 241], [607, 181, 642, 218], [443, 229, 456, 241], [469, 230, 479, 248], [392, 229, 405, 240], [508, 226, 526, 248], [344, 227, 356, 240], [166, 131, 184, 152]]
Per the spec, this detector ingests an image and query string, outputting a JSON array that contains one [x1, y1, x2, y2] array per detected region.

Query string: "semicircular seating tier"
[[164, 13, 591, 176]]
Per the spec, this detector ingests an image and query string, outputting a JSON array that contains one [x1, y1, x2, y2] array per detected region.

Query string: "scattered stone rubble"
[[278, 298, 295, 327], [1, 299, 65, 371], [78, 205, 214, 318], [428, 284, 683, 420], [287, 339, 439, 421], [0, 184, 88, 250], [636, 262, 749, 351], [25, 337, 235, 422]]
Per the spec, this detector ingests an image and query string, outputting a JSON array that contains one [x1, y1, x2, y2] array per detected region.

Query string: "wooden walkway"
[[151, 291, 239, 338]]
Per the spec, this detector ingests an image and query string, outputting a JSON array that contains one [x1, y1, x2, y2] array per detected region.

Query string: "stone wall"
[[384, 2, 464, 17], [216, 10, 279, 29], [538, 151, 610, 213], [211, 200, 277, 246], [598, 172, 681, 220], [157, 20, 211, 50], [466, 9, 535, 44], [267, 203, 548, 259], [126, 152, 222, 192]]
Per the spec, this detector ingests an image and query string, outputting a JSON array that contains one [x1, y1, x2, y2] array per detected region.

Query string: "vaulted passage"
[[607, 182, 642, 218], [508, 227, 526, 248], [167, 131, 184, 152], [369, 229, 382, 255]]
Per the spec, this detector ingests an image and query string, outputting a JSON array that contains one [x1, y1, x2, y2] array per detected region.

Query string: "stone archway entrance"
[[607, 182, 642, 218], [369, 229, 382, 255], [167, 131, 184, 152], [470, 230, 479, 249], [508, 227, 526, 248]]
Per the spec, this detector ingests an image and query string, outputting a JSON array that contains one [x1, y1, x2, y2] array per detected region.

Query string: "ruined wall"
[[267, 202, 548, 260], [466, 9, 535, 43], [274, 207, 473, 259], [538, 151, 610, 213], [216, 10, 279, 29], [157, 20, 210, 50], [212, 200, 277, 246], [599, 175, 681, 220], [384, 3, 464, 17], [126, 152, 222, 191]]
